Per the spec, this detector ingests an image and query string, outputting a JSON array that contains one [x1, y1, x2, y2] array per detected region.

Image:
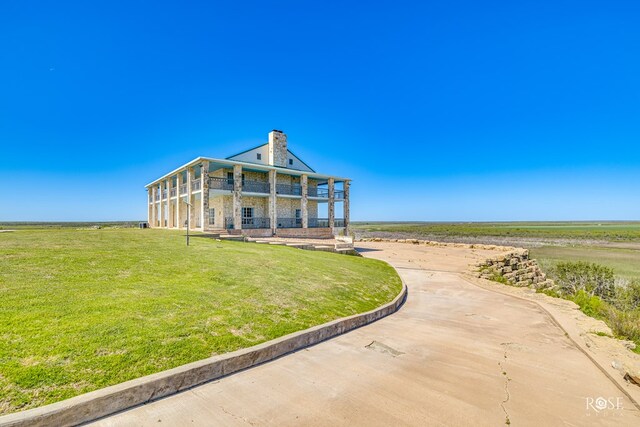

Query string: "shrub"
[[612, 280, 640, 312], [553, 261, 615, 301], [605, 306, 640, 347], [571, 290, 606, 318]]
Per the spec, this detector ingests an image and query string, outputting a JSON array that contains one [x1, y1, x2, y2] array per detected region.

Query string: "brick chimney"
[[268, 130, 287, 167]]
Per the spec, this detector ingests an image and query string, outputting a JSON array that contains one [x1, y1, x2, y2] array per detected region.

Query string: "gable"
[[226, 144, 315, 172], [226, 144, 269, 165], [286, 150, 315, 172]]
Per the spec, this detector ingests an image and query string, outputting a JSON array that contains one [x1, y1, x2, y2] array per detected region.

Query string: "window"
[[242, 207, 254, 225], [209, 208, 215, 225], [289, 159, 293, 165], [257, 153, 262, 160], [295, 209, 301, 225]]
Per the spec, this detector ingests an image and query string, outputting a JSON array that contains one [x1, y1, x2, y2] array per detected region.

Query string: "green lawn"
[[353, 221, 640, 241], [0, 228, 401, 414], [531, 245, 640, 282]]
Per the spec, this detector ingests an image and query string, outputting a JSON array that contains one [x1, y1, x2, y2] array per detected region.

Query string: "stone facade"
[[268, 130, 288, 167], [146, 129, 350, 237]]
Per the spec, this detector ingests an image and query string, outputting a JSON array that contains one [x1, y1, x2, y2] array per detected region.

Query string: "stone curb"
[[0, 276, 407, 427]]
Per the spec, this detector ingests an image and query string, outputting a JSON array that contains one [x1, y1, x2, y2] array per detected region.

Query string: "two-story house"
[[145, 130, 350, 238]]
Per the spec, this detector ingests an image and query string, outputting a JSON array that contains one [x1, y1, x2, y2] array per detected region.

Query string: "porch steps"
[[285, 243, 309, 248], [243, 237, 358, 256], [311, 245, 334, 252]]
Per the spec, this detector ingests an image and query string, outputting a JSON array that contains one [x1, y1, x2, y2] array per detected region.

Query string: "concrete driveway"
[[92, 242, 640, 426]]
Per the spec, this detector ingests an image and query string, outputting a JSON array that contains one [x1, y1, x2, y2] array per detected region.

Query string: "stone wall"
[[476, 249, 554, 289]]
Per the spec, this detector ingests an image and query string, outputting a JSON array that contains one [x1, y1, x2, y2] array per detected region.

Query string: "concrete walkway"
[[92, 243, 640, 426]]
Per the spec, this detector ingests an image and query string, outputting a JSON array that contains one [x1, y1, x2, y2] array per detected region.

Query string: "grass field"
[[353, 221, 640, 241], [0, 228, 401, 414]]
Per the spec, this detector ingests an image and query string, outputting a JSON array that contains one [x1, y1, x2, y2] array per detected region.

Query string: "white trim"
[[145, 157, 350, 188]]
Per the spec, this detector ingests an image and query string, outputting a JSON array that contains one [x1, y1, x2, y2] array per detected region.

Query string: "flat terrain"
[[353, 221, 640, 242], [93, 242, 640, 426], [354, 221, 640, 282], [0, 228, 401, 414]]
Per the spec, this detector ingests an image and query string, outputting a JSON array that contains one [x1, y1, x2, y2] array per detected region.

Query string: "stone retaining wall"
[[475, 249, 554, 289]]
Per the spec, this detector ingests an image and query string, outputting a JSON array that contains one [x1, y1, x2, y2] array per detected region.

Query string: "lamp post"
[[184, 200, 192, 246]]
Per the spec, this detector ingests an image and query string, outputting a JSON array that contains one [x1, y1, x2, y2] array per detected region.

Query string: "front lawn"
[[0, 228, 401, 414]]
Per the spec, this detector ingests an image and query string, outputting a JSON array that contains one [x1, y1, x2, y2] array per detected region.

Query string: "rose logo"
[[595, 397, 608, 410]]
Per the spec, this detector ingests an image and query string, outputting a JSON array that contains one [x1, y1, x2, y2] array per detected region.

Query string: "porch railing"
[[179, 183, 187, 195], [309, 218, 329, 228], [308, 187, 329, 198], [210, 177, 234, 191], [162, 189, 167, 200], [224, 217, 271, 229], [334, 190, 345, 199], [191, 179, 201, 191], [170, 188, 177, 198], [243, 180, 269, 194], [277, 217, 302, 228], [334, 218, 345, 227], [210, 178, 270, 194], [276, 183, 302, 196]]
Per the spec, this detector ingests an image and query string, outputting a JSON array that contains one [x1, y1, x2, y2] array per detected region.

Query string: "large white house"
[[146, 130, 350, 238]]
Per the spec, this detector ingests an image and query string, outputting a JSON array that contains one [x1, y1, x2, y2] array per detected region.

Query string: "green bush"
[[612, 280, 640, 311], [571, 290, 606, 318], [605, 306, 640, 348], [553, 261, 615, 301]]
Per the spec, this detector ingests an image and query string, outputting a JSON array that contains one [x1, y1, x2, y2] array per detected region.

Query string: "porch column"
[[147, 188, 152, 225], [328, 178, 335, 229], [344, 180, 350, 235], [200, 161, 210, 231], [152, 186, 158, 227], [301, 174, 308, 228], [233, 164, 243, 230], [187, 167, 195, 230], [159, 182, 166, 228], [269, 170, 277, 235], [165, 180, 170, 228], [167, 178, 173, 228], [176, 173, 182, 229]]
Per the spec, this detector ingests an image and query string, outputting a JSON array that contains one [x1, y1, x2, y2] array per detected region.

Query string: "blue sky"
[[1, 1, 639, 221]]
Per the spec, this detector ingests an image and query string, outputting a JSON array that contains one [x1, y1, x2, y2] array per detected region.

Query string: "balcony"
[[162, 190, 167, 200], [210, 177, 270, 194], [243, 180, 269, 194], [179, 183, 187, 195], [224, 217, 270, 229], [334, 190, 344, 199], [155, 193, 160, 201], [276, 183, 302, 196], [334, 218, 345, 227], [170, 188, 177, 198], [191, 179, 201, 191], [210, 177, 234, 191]]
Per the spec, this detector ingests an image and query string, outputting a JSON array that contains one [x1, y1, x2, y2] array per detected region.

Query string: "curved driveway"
[[93, 242, 640, 426]]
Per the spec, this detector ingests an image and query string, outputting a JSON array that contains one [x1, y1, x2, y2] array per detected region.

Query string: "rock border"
[[0, 279, 407, 427]]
